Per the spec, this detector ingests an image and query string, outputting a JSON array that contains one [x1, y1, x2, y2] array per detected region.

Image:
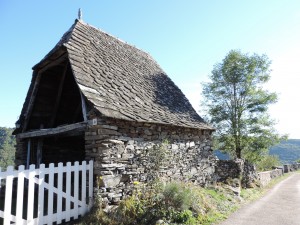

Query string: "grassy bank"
[[77, 173, 293, 225]]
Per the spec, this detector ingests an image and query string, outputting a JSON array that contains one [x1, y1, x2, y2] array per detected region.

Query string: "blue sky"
[[1, 1, 300, 138]]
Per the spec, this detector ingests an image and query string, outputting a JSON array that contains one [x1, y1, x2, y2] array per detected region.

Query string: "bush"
[[161, 182, 193, 211], [255, 155, 281, 171], [79, 181, 243, 225]]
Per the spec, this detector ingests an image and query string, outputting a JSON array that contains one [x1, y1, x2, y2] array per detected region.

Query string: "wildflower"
[[133, 181, 140, 185]]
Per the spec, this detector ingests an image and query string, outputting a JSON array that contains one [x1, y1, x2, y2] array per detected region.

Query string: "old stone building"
[[13, 19, 215, 204]]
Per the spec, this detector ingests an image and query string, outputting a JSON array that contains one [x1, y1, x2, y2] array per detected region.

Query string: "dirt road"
[[219, 173, 300, 225]]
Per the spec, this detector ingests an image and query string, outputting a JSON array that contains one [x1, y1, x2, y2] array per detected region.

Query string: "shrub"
[[161, 182, 193, 211], [256, 155, 281, 171]]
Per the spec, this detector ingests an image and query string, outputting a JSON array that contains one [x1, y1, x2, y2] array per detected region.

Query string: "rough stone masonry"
[[85, 117, 216, 205]]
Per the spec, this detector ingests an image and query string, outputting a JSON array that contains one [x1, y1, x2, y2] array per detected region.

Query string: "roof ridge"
[[75, 19, 158, 65]]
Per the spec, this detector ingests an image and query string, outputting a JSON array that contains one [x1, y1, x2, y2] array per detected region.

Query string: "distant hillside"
[[270, 139, 300, 164]]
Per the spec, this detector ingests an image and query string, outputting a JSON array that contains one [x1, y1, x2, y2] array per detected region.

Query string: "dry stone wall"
[[258, 169, 283, 187], [215, 159, 258, 188], [85, 117, 215, 205]]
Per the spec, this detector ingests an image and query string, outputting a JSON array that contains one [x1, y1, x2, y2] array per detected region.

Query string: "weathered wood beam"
[[23, 56, 69, 132], [36, 53, 68, 74], [26, 139, 31, 169], [36, 138, 44, 168], [17, 122, 87, 139], [22, 71, 42, 132], [80, 92, 88, 121], [49, 62, 69, 127]]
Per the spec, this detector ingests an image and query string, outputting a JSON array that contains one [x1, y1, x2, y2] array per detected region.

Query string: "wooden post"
[[26, 139, 31, 169], [36, 138, 44, 168]]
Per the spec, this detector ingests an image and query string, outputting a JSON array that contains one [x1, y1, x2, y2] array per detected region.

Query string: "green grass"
[[76, 173, 295, 225]]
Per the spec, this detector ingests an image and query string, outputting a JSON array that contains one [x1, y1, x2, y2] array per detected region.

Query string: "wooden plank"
[[37, 164, 45, 225], [57, 162, 63, 224], [4, 166, 14, 225], [66, 162, 71, 222], [22, 71, 42, 132], [88, 160, 93, 210], [16, 165, 25, 225], [49, 63, 69, 127], [27, 165, 35, 224], [81, 161, 87, 215], [47, 163, 54, 225], [36, 138, 44, 168], [26, 139, 31, 169], [73, 161, 79, 219], [36, 52, 68, 75], [17, 122, 87, 139]]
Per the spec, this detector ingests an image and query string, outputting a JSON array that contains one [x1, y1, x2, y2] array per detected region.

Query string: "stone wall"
[[214, 159, 258, 188], [215, 160, 300, 188], [283, 163, 300, 173], [214, 160, 240, 182], [85, 117, 215, 205], [258, 169, 283, 187]]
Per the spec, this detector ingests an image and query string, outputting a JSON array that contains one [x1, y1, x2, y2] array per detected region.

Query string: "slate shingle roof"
[[28, 19, 214, 130]]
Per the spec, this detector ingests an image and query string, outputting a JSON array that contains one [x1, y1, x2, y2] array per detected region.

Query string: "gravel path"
[[219, 173, 300, 225]]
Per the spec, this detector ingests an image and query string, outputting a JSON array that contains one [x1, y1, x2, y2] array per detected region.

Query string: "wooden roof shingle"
[[19, 19, 214, 131]]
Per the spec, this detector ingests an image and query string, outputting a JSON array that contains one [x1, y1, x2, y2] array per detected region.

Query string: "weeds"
[[79, 181, 244, 225]]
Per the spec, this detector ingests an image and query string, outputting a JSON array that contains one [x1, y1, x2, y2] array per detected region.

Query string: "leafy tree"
[[0, 127, 16, 168], [202, 50, 285, 159]]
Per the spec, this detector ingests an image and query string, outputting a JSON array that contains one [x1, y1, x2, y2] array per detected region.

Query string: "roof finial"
[[78, 8, 83, 21]]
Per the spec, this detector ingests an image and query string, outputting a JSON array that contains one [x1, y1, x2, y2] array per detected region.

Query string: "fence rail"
[[0, 160, 93, 225]]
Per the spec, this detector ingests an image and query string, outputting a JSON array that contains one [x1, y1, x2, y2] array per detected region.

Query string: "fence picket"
[[4, 166, 14, 225], [37, 164, 45, 225], [88, 160, 93, 210], [66, 162, 71, 221], [16, 165, 25, 225], [27, 164, 36, 224], [73, 161, 79, 219], [81, 161, 87, 215], [47, 163, 54, 225], [57, 162, 63, 224], [0, 160, 93, 225]]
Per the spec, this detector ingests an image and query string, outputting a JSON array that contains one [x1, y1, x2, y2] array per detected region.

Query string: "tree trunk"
[[236, 147, 242, 159]]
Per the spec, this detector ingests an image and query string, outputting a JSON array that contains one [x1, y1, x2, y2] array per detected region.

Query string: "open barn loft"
[[14, 55, 88, 166], [14, 18, 214, 171]]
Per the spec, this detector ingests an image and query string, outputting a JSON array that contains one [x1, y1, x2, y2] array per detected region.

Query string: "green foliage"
[[202, 50, 285, 159], [161, 182, 193, 211], [79, 181, 245, 225], [146, 140, 170, 182], [0, 127, 16, 168], [255, 155, 281, 172]]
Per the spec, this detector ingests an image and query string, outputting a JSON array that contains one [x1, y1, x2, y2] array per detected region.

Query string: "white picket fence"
[[0, 160, 93, 225]]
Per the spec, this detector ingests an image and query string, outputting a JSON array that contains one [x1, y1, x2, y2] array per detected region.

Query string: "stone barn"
[[13, 19, 215, 204]]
